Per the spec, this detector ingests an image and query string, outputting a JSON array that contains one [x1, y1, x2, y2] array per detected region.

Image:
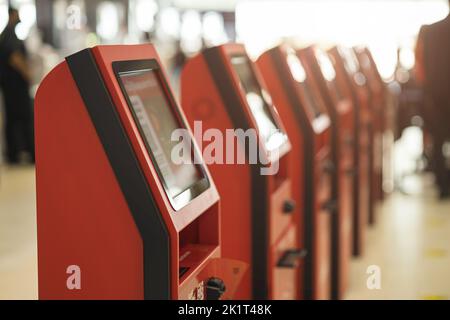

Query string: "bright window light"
[[399, 47, 416, 70], [286, 50, 307, 83], [19, 2, 36, 25], [0, 3, 7, 32], [315, 49, 336, 82], [202, 11, 228, 46], [237, 0, 449, 79], [16, 3, 36, 39], [158, 7, 181, 38], [180, 10, 202, 53], [135, 0, 158, 31], [96, 1, 120, 41]]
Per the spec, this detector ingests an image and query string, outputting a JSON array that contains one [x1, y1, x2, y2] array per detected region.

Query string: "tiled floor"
[[0, 166, 37, 300], [0, 165, 449, 300], [345, 174, 450, 300]]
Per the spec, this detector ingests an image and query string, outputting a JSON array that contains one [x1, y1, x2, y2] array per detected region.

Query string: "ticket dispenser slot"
[[328, 46, 371, 257], [35, 44, 243, 300], [299, 46, 355, 299], [257, 46, 333, 300], [181, 44, 299, 300]]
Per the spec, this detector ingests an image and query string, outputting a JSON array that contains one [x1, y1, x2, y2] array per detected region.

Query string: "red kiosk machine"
[[257, 45, 334, 300], [181, 44, 301, 300], [328, 46, 371, 256], [355, 47, 387, 208], [35, 44, 245, 300], [297, 46, 354, 299]]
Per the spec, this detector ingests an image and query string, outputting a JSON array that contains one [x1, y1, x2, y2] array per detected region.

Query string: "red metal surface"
[[36, 62, 144, 299]]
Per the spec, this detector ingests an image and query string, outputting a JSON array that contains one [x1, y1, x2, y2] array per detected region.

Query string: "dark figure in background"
[[416, 8, 450, 198], [0, 7, 34, 164]]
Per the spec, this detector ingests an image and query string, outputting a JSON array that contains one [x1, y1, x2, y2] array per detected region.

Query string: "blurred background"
[[1, 0, 450, 300]]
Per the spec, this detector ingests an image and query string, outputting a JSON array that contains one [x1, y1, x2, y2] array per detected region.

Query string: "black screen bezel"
[[113, 59, 210, 211]]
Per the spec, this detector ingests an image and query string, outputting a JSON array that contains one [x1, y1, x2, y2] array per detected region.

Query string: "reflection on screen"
[[301, 81, 323, 118], [286, 52, 322, 118], [315, 50, 344, 100], [230, 55, 287, 151], [119, 69, 202, 198], [339, 47, 360, 75]]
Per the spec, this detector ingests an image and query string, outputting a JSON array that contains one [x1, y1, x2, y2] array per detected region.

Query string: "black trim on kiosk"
[[66, 49, 171, 300], [269, 48, 315, 300], [203, 47, 269, 300]]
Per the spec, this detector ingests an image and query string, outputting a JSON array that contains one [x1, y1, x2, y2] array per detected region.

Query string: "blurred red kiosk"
[[257, 45, 334, 300], [328, 46, 372, 256], [181, 44, 301, 300], [35, 44, 244, 300], [298, 46, 354, 299], [355, 47, 387, 209]]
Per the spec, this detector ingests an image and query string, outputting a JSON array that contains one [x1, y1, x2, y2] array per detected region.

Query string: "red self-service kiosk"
[[297, 46, 354, 299], [257, 45, 333, 300], [328, 46, 371, 256], [181, 44, 301, 300], [35, 44, 246, 300], [355, 47, 387, 207]]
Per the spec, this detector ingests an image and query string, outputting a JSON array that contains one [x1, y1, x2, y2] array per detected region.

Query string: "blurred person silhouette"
[[416, 5, 450, 199], [0, 7, 34, 164]]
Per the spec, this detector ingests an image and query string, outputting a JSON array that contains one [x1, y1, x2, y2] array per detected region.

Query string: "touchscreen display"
[[230, 55, 287, 151], [339, 47, 360, 75], [301, 80, 323, 118], [315, 50, 343, 100], [118, 68, 203, 199], [286, 52, 322, 118]]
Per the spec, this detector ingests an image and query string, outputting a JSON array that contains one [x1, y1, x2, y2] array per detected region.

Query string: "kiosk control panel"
[[298, 46, 355, 299], [181, 44, 299, 300], [328, 46, 372, 257], [35, 44, 245, 300], [257, 45, 333, 300]]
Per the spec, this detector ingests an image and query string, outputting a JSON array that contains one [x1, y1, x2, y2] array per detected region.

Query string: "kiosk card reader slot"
[[181, 44, 299, 300], [257, 45, 333, 300], [35, 44, 245, 300]]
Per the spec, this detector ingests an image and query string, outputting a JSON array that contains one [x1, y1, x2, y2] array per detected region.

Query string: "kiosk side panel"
[[35, 62, 144, 299], [181, 53, 253, 300], [257, 50, 305, 300]]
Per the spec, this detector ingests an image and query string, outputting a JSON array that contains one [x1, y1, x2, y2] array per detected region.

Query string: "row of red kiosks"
[[181, 45, 300, 300], [328, 47, 388, 233], [36, 43, 386, 300]]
